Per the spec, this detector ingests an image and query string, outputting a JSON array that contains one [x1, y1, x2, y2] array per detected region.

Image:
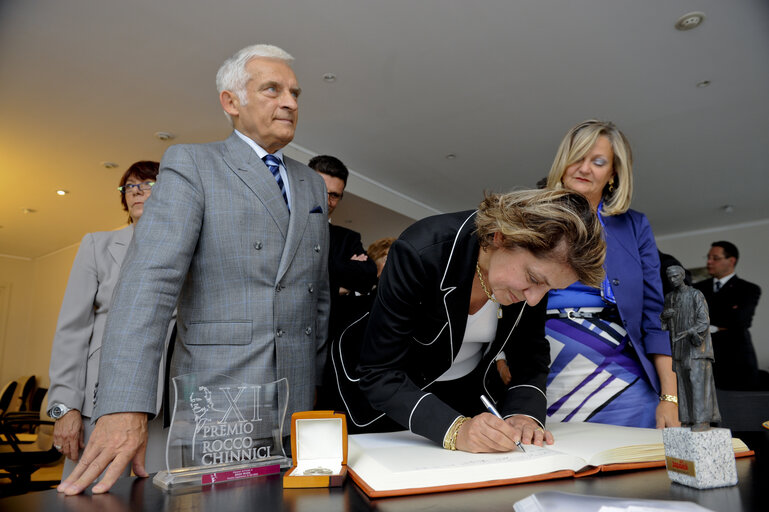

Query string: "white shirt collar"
[[716, 272, 736, 289], [233, 130, 285, 164], [233, 130, 292, 206]]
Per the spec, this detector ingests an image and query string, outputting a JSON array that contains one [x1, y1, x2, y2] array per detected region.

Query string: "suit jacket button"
[[611, 279, 620, 286], [305, 327, 312, 335], [253, 241, 263, 250], [276, 284, 282, 292], [276, 329, 284, 337], [314, 244, 321, 252], [308, 284, 314, 293]]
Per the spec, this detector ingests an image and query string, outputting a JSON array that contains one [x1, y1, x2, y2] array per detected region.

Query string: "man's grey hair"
[[216, 44, 294, 124]]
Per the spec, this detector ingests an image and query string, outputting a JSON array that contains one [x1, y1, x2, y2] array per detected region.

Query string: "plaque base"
[[662, 427, 737, 489], [153, 455, 290, 491]]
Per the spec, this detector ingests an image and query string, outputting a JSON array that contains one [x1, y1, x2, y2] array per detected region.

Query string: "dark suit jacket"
[[694, 275, 761, 389], [602, 210, 670, 393], [317, 224, 377, 409], [355, 211, 550, 446], [328, 224, 377, 297]]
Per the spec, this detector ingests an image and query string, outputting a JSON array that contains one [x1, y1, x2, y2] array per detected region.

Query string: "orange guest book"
[[347, 421, 751, 498]]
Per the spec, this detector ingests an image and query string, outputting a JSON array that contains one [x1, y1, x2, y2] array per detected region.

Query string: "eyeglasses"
[[328, 192, 343, 202], [118, 181, 155, 194]]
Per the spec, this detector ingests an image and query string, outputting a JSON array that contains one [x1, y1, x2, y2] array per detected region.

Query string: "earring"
[[608, 178, 615, 194]]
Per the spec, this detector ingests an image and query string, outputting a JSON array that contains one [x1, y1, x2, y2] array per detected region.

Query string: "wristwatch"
[[48, 403, 74, 419]]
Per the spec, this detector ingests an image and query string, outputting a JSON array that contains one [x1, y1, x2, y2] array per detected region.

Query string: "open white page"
[[348, 430, 584, 492], [547, 422, 664, 466]]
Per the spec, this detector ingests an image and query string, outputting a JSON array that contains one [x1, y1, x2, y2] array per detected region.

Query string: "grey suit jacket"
[[48, 226, 171, 418], [94, 133, 330, 423]]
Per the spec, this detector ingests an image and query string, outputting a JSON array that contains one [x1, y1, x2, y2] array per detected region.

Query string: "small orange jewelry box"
[[282, 410, 348, 488]]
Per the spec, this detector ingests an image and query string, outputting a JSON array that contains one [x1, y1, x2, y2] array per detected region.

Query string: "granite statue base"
[[662, 427, 737, 489]]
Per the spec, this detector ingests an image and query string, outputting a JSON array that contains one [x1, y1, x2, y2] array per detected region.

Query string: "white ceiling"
[[2, 0, 768, 259]]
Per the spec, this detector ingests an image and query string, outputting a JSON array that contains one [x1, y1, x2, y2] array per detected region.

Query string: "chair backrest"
[[0, 380, 18, 415], [16, 375, 37, 412], [28, 387, 48, 413], [36, 390, 55, 450]]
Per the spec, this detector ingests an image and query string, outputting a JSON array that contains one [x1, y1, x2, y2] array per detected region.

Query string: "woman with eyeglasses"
[[542, 120, 680, 429], [48, 161, 173, 477]]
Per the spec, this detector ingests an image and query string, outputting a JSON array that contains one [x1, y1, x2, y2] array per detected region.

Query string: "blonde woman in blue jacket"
[[543, 120, 680, 429]]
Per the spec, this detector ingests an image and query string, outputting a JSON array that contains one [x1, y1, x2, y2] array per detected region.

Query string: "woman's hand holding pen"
[[455, 413, 553, 453], [506, 414, 554, 447]]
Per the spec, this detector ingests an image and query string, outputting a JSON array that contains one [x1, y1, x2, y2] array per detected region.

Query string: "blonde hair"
[[368, 237, 396, 263], [475, 189, 606, 288], [546, 119, 633, 216]]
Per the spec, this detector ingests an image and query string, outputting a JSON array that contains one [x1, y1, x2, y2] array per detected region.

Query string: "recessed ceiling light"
[[154, 131, 175, 141], [22, 208, 37, 214], [445, 154, 457, 160], [675, 12, 705, 31], [56, 190, 69, 196], [323, 73, 337, 83], [722, 205, 734, 214], [696, 80, 711, 88], [101, 161, 119, 169]]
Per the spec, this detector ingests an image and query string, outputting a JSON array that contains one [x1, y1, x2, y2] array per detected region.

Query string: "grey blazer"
[[94, 133, 330, 423], [48, 226, 171, 418]]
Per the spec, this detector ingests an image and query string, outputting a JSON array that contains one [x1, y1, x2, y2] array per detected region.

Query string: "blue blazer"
[[602, 209, 670, 393]]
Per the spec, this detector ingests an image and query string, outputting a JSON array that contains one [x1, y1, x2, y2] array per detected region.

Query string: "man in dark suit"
[[308, 155, 377, 300], [59, 44, 330, 495], [694, 241, 762, 390], [308, 155, 377, 409]]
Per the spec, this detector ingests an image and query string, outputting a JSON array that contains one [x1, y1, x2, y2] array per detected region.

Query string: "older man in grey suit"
[[58, 44, 330, 495]]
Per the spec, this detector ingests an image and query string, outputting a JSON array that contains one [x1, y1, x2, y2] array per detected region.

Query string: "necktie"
[[714, 280, 722, 292], [263, 154, 288, 207]]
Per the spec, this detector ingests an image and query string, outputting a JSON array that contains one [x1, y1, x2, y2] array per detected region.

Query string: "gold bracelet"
[[450, 417, 470, 451], [660, 394, 678, 405], [443, 417, 463, 449], [443, 416, 469, 450]]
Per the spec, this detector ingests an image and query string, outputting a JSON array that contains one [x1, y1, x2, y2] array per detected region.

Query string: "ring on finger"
[[54, 444, 62, 450]]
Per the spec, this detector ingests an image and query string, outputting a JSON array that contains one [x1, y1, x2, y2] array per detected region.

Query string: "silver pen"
[[480, 394, 525, 452]]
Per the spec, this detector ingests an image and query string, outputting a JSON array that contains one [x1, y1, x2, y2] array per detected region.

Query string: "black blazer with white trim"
[[354, 210, 550, 446]]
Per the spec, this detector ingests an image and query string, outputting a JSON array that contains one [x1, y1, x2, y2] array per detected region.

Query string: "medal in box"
[[283, 410, 347, 488]]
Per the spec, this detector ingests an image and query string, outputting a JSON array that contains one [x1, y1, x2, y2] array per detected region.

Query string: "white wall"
[[0, 245, 78, 389], [0, 256, 34, 387], [656, 219, 769, 371]]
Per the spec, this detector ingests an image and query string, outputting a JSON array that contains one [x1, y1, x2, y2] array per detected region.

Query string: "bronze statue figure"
[[661, 266, 720, 431]]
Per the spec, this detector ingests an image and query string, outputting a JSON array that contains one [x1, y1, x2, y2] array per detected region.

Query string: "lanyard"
[[597, 202, 616, 305]]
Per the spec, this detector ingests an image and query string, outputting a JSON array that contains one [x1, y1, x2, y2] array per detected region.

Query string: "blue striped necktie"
[[263, 154, 288, 207]]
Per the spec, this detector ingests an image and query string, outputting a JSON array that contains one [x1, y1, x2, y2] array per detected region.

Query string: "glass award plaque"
[[153, 372, 290, 490]]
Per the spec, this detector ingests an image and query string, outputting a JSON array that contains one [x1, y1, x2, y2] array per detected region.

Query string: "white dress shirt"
[[234, 130, 292, 206]]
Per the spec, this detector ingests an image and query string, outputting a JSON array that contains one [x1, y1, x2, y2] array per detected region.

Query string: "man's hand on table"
[[57, 412, 149, 495]]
